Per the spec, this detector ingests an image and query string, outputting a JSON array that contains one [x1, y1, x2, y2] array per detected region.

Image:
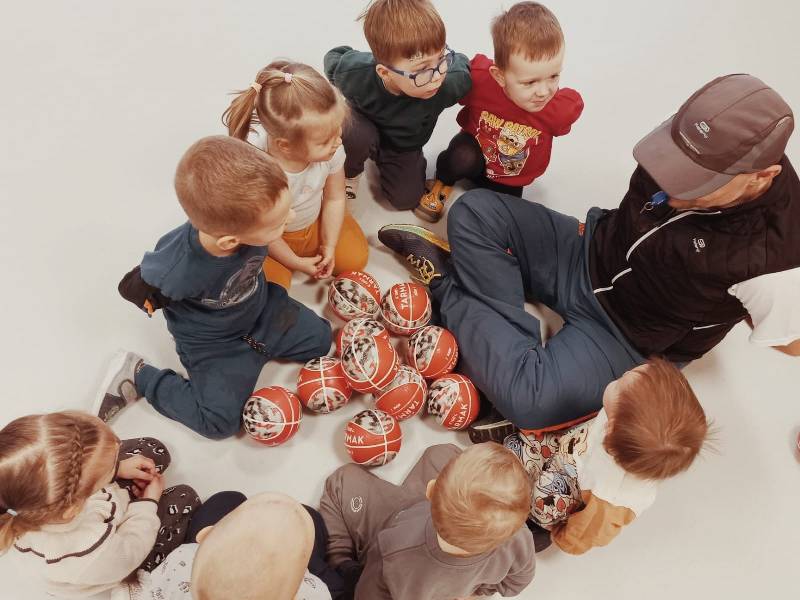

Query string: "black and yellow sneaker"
[[377, 225, 451, 286]]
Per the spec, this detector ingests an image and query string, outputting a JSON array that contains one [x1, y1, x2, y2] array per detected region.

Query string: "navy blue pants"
[[136, 284, 331, 439], [434, 190, 645, 429]]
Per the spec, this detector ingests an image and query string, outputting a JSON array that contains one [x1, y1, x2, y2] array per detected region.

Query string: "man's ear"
[[195, 525, 214, 544], [216, 235, 240, 252], [425, 479, 436, 500], [489, 65, 506, 88]]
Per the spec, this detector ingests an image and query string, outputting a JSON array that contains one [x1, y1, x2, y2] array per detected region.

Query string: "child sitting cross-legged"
[[504, 358, 711, 554]]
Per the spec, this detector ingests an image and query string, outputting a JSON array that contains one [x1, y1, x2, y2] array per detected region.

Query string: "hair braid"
[[59, 422, 85, 510]]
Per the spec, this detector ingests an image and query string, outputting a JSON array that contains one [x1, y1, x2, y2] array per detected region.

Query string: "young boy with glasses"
[[324, 0, 471, 211], [417, 2, 584, 222]]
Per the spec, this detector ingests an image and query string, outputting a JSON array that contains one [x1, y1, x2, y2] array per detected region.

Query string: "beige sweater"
[[12, 483, 160, 598]]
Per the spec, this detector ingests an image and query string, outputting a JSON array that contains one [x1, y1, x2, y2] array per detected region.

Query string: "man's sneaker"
[[377, 225, 450, 285], [91, 351, 145, 422], [467, 407, 518, 444], [414, 179, 453, 223], [527, 519, 553, 553]]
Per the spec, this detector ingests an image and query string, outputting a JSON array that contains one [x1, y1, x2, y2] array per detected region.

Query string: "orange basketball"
[[341, 333, 399, 393], [380, 282, 432, 335], [242, 387, 302, 446], [406, 325, 458, 379], [297, 356, 352, 413], [335, 318, 389, 357], [426, 374, 480, 430], [328, 271, 382, 321], [344, 409, 402, 467], [373, 364, 427, 421]]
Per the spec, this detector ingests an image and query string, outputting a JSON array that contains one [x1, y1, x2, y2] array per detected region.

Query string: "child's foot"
[[414, 179, 453, 223], [91, 350, 145, 422], [377, 225, 450, 285]]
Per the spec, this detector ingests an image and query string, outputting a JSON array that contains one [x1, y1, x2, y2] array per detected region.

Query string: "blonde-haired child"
[[319, 443, 535, 600], [0, 411, 199, 598], [224, 60, 368, 290]]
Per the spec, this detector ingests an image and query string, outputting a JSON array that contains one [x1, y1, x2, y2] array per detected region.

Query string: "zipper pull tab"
[[640, 190, 669, 213]]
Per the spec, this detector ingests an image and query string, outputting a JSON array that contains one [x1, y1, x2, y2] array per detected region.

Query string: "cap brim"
[[633, 118, 736, 201]]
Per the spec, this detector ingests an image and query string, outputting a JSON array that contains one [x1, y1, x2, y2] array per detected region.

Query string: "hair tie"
[[4, 508, 18, 517], [284, 73, 293, 83], [250, 82, 262, 93]]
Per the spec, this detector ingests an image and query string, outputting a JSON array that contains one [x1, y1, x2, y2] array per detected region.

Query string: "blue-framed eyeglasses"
[[384, 46, 455, 87]]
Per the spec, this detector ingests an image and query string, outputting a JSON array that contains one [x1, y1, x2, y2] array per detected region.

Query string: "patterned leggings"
[[504, 420, 592, 530], [117, 438, 201, 572]]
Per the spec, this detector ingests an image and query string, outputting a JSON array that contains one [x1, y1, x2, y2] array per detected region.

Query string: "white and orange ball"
[[297, 356, 352, 413], [373, 364, 427, 421], [344, 409, 402, 466], [380, 282, 432, 335], [328, 271, 382, 321], [427, 374, 480, 430], [341, 333, 399, 393], [335, 318, 389, 357], [242, 387, 302, 446], [406, 326, 458, 379]]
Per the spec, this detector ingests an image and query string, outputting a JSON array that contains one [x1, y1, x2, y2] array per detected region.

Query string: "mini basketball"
[[406, 325, 458, 379], [373, 364, 427, 421], [296, 356, 352, 413], [427, 374, 480, 431], [335, 318, 389, 357], [341, 333, 399, 393], [242, 387, 302, 446], [344, 409, 402, 467], [328, 271, 382, 321], [380, 282, 432, 335]]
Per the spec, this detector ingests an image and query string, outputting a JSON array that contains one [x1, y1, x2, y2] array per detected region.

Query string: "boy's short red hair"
[[604, 358, 709, 480], [430, 443, 531, 554], [360, 0, 446, 64], [492, 2, 564, 70]]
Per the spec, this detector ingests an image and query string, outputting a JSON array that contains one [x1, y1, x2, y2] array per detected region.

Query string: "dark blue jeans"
[[136, 284, 331, 439], [433, 190, 645, 429]]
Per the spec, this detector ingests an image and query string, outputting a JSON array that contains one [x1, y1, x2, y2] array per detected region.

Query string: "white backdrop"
[[0, 1, 798, 598]]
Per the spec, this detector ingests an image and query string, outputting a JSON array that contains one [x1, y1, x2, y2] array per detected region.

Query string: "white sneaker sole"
[[90, 349, 131, 418]]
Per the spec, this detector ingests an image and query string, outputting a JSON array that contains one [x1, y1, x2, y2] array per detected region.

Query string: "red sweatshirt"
[[456, 54, 584, 187]]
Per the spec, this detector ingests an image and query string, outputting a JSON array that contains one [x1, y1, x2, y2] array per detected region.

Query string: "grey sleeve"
[[474, 533, 536, 597]]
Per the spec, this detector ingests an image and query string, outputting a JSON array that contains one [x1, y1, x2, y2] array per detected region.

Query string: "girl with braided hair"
[[0, 411, 200, 598]]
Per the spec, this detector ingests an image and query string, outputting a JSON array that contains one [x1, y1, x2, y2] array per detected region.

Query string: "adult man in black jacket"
[[379, 74, 799, 440]]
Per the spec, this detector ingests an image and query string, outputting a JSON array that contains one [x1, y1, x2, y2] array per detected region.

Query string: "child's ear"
[[489, 65, 507, 89], [425, 479, 436, 500], [216, 235, 240, 252], [273, 137, 293, 155], [375, 63, 391, 81], [195, 525, 214, 544]]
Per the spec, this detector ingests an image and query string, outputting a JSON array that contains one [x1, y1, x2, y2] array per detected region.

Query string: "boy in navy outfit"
[[94, 136, 331, 439]]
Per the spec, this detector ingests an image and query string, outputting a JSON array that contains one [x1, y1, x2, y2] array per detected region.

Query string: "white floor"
[[1, 1, 799, 598]]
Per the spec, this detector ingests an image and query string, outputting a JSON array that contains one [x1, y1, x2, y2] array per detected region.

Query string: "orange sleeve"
[[551, 490, 636, 555]]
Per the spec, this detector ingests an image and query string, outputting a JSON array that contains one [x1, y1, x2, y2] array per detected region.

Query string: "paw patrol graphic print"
[[476, 111, 542, 178]]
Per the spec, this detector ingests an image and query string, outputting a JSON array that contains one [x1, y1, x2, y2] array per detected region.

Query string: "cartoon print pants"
[[504, 420, 592, 530], [117, 438, 201, 572]]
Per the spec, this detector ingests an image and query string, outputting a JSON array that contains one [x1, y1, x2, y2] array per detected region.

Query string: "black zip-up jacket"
[[589, 156, 800, 362]]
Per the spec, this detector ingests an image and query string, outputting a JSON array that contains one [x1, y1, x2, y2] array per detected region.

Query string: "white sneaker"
[[344, 174, 362, 215], [91, 350, 145, 422]]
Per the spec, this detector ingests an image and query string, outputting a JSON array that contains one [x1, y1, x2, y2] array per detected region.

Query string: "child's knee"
[[195, 411, 242, 440]]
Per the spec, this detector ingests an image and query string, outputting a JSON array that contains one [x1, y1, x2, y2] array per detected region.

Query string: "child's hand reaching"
[[295, 255, 324, 277], [117, 456, 157, 482], [134, 473, 165, 503], [315, 245, 335, 279]]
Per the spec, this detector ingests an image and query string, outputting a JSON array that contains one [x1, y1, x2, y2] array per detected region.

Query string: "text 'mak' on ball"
[[380, 282, 432, 335], [373, 364, 427, 420], [406, 325, 458, 379], [341, 332, 399, 393], [426, 374, 480, 430], [335, 317, 389, 357], [345, 408, 402, 467], [242, 387, 302, 446], [297, 356, 352, 413], [328, 271, 382, 321]]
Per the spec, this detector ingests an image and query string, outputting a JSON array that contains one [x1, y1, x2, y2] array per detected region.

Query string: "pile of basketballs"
[[241, 271, 481, 467]]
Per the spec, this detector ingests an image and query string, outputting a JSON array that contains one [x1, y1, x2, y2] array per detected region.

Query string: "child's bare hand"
[[117, 456, 157, 482], [296, 255, 323, 276], [140, 473, 164, 502], [315, 245, 335, 279]]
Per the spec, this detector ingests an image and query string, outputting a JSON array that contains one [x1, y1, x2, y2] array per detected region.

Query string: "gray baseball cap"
[[633, 74, 794, 200]]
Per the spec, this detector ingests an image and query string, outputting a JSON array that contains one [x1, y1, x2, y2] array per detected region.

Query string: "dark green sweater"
[[324, 46, 471, 151]]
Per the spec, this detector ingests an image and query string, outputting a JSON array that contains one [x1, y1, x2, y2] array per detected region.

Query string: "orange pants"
[[264, 213, 369, 290]]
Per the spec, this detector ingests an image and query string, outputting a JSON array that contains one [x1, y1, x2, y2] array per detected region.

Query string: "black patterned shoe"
[[467, 407, 517, 444], [91, 350, 145, 422], [378, 224, 451, 285]]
